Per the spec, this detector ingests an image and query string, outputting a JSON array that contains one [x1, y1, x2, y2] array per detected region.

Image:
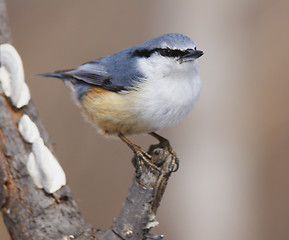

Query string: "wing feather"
[[42, 61, 127, 92]]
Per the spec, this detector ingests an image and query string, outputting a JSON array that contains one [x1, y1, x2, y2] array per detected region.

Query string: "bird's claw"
[[133, 147, 162, 176], [149, 132, 180, 174]]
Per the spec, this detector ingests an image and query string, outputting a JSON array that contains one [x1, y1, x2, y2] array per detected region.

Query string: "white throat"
[[134, 56, 201, 132]]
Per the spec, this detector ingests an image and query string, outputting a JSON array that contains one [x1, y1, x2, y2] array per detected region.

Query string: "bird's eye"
[[156, 48, 191, 58], [184, 50, 190, 55], [159, 48, 171, 57], [193, 47, 197, 50]]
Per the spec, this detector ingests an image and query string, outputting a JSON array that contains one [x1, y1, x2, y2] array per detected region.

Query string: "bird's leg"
[[149, 132, 179, 172], [118, 133, 161, 174]]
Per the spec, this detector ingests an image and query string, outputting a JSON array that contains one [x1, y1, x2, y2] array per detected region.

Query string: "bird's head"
[[133, 33, 203, 79]]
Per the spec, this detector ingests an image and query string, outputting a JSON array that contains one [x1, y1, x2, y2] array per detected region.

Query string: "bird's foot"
[[132, 144, 162, 176], [149, 132, 179, 173], [118, 133, 161, 175]]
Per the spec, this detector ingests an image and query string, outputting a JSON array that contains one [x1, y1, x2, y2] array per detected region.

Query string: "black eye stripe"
[[133, 48, 194, 58], [132, 49, 152, 58]]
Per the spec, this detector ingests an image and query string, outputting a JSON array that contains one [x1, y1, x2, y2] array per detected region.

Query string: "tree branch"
[[0, 1, 176, 239]]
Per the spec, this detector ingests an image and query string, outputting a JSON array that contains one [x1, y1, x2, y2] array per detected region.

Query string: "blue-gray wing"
[[55, 61, 127, 92], [41, 48, 143, 92]]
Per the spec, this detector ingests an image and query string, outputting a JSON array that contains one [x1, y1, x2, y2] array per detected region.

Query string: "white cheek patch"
[[0, 43, 30, 108], [19, 114, 66, 194], [137, 55, 173, 80]]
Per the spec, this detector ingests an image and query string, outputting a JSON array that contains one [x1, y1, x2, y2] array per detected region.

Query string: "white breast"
[[134, 56, 201, 132]]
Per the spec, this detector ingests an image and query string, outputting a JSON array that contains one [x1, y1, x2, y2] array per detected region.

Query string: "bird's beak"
[[179, 49, 204, 63]]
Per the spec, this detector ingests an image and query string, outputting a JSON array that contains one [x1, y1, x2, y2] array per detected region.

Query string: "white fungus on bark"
[[18, 114, 40, 143], [0, 43, 66, 194], [19, 114, 66, 194], [29, 138, 66, 193], [0, 43, 30, 108]]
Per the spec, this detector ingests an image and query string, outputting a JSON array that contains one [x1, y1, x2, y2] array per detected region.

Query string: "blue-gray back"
[[42, 33, 195, 97]]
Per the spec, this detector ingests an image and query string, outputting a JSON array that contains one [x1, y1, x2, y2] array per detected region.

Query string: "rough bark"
[[0, 1, 176, 239]]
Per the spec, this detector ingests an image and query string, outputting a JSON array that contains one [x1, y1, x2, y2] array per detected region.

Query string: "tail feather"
[[37, 71, 71, 80]]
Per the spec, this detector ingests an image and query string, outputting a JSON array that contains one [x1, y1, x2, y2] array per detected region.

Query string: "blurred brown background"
[[1, 0, 289, 239]]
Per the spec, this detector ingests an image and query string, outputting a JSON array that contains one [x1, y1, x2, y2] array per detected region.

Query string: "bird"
[[40, 33, 203, 171]]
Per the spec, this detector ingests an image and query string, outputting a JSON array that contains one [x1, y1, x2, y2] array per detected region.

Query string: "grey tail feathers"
[[37, 70, 71, 80]]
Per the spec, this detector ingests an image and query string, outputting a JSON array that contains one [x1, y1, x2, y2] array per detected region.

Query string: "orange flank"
[[80, 87, 148, 135]]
